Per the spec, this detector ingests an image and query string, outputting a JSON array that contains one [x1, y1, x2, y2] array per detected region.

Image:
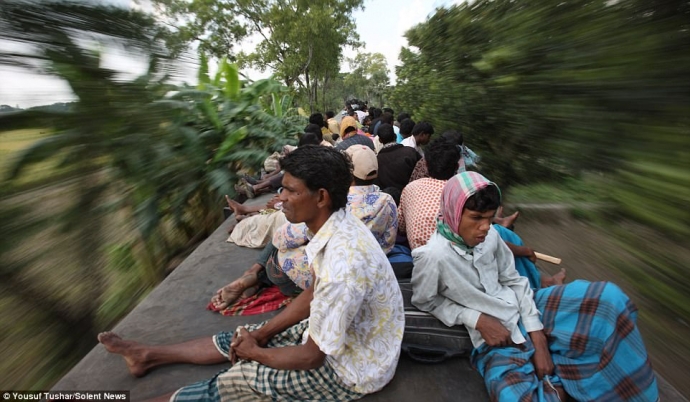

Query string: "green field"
[[0, 129, 69, 192]]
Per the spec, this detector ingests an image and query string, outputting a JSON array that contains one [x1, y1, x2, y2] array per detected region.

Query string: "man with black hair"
[[399, 118, 415, 142], [398, 137, 461, 250], [375, 123, 420, 191], [304, 124, 333, 147], [308, 112, 334, 144], [411, 172, 658, 402], [402, 121, 433, 156], [99, 146, 405, 402]]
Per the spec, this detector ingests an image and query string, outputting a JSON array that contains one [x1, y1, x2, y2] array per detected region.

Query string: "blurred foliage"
[[391, 0, 689, 333], [0, 0, 302, 390]]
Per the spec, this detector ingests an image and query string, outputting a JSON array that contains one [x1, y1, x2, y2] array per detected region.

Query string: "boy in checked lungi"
[[411, 171, 659, 401], [99, 146, 405, 402]]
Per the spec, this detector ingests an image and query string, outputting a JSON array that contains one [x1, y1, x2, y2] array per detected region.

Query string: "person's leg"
[[210, 264, 263, 310], [535, 281, 659, 402], [226, 195, 264, 216], [493, 206, 519, 229], [98, 333, 225, 378], [471, 341, 565, 402], [493, 224, 542, 290], [217, 321, 364, 401]]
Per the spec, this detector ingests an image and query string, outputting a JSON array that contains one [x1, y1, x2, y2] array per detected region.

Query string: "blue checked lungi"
[[471, 280, 659, 401], [172, 320, 364, 402]]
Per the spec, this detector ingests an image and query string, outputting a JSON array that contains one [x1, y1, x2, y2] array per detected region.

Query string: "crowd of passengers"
[[99, 103, 659, 402]]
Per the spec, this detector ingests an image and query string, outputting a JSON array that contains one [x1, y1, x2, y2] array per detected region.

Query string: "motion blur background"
[[1, 0, 688, 397]]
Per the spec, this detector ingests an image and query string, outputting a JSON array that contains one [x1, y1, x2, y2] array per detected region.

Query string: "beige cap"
[[345, 145, 378, 180]]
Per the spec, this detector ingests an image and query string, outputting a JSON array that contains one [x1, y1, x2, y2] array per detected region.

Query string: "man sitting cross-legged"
[[99, 145, 405, 402], [411, 171, 659, 401], [211, 144, 398, 310]]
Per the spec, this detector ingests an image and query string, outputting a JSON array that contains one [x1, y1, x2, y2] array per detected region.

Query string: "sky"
[[0, 0, 465, 108]]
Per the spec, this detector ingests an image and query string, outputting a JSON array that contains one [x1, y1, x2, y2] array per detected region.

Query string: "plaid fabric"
[[472, 280, 659, 401], [172, 320, 364, 402], [206, 286, 292, 316]]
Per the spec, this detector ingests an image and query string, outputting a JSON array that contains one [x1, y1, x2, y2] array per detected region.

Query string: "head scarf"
[[436, 171, 501, 252], [340, 116, 359, 139]]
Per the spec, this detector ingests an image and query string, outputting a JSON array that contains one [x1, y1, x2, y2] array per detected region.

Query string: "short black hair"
[[383, 107, 394, 116], [354, 177, 376, 186], [380, 112, 394, 125], [304, 124, 323, 141], [280, 145, 353, 211], [309, 113, 325, 127], [441, 130, 463, 146], [397, 112, 410, 123], [377, 123, 396, 144], [325, 111, 335, 119], [400, 118, 416, 137], [425, 137, 461, 180], [412, 121, 434, 137], [370, 108, 382, 119], [464, 185, 501, 212], [343, 125, 357, 135], [299, 132, 321, 147]]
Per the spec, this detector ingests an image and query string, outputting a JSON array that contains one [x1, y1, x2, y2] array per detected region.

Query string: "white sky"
[[0, 0, 465, 108]]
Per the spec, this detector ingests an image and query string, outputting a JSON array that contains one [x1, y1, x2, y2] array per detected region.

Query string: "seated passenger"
[[411, 171, 658, 402], [375, 123, 421, 191], [99, 145, 405, 401], [399, 138, 557, 284], [335, 116, 375, 151], [212, 145, 398, 309]]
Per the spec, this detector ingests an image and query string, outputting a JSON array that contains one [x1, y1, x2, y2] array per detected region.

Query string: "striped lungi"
[[172, 320, 364, 402], [472, 280, 659, 401]]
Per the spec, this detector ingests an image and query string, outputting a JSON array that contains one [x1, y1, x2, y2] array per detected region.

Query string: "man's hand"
[[476, 314, 512, 347], [231, 327, 260, 364], [266, 195, 281, 209], [529, 330, 554, 379], [525, 247, 537, 263]]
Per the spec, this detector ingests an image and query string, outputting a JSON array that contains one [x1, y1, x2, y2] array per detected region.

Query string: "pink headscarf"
[[439, 171, 501, 234]]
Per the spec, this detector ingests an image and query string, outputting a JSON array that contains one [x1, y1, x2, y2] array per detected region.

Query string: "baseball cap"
[[345, 145, 378, 180]]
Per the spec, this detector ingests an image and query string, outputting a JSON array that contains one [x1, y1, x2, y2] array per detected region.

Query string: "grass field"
[[0, 129, 71, 192]]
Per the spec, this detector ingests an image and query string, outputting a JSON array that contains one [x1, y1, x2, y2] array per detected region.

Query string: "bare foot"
[[551, 268, 567, 285], [210, 274, 259, 310], [225, 195, 249, 216], [98, 332, 150, 377], [494, 211, 519, 228], [496, 206, 505, 218], [541, 268, 567, 288]]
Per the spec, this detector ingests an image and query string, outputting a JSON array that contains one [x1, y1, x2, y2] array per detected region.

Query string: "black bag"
[[399, 279, 473, 363]]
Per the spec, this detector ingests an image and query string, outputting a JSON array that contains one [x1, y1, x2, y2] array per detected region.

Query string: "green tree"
[[344, 52, 390, 107]]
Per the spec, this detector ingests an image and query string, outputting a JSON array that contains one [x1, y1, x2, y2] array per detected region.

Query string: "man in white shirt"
[[401, 121, 434, 156], [99, 146, 405, 402]]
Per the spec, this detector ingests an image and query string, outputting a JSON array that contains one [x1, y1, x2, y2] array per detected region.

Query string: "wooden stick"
[[535, 252, 561, 265]]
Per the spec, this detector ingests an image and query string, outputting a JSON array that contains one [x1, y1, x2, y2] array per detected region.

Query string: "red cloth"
[[207, 286, 292, 316]]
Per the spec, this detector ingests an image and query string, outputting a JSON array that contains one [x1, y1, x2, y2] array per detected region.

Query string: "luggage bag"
[[399, 279, 473, 363]]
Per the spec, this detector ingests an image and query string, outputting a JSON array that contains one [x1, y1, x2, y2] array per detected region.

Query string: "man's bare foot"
[[98, 332, 150, 377], [494, 211, 519, 228], [225, 195, 249, 216], [210, 274, 259, 310], [541, 268, 567, 287], [551, 268, 566, 285]]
